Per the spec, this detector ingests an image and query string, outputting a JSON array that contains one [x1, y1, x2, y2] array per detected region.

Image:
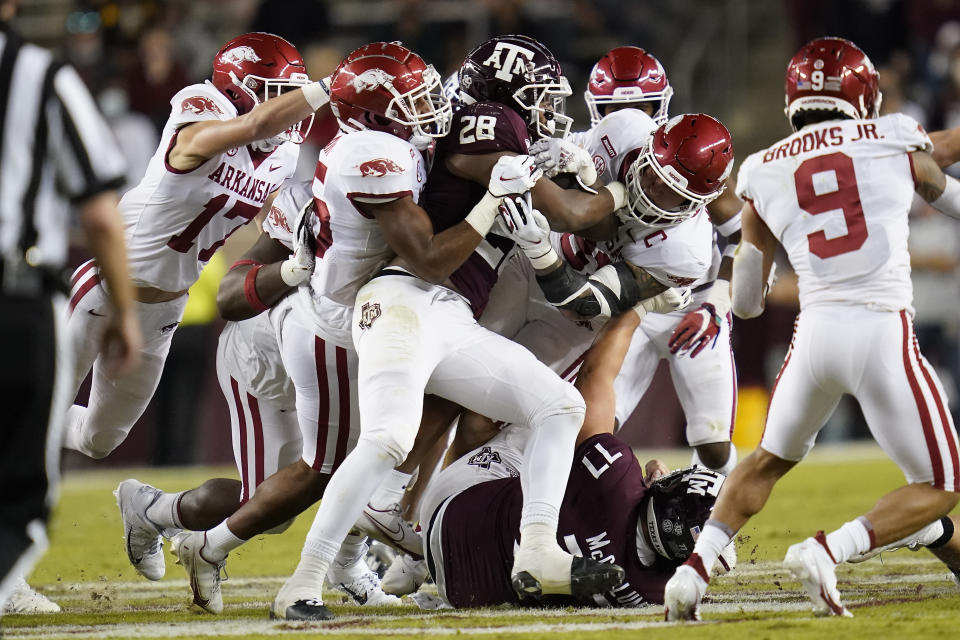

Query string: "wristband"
[[464, 192, 502, 236], [605, 181, 628, 210], [302, 78, 331, 111], [932, 174, 960, 220], [243, 264, 269, 312], [579, 161, 598, 186], [527, 246, 560, 270], [722, 242, 738, 259], [715, 211, 742, 237], [229, 259, 262, 272], [706, 279, 732, 317]]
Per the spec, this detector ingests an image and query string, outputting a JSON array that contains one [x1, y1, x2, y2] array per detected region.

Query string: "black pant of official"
[[0, 293, 58, 594]]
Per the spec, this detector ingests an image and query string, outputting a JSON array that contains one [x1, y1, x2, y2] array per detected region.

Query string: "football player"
[[64, 33, 330, 460], [163, 41, 538, 619], [664, 37, 960, 620], [420, 301, 726, 608], [271, 34, 667, 620]]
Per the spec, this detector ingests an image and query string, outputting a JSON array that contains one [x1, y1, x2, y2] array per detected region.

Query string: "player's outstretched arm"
[[730, 200, 778, 318], [930, 128, 960, 169], [169, 80, 331, 171], [575, 310, 643, 444], [909, 149, 960, 224]]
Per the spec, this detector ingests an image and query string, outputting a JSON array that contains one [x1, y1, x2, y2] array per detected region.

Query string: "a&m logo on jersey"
[[358, 302, 381, 330], [358, 158, 404, 177], [481, 42, 534, 82], [350, 69, 395, 92], [180, 96, 223, 116]]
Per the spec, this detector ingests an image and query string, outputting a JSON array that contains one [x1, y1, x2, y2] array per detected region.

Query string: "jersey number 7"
[[794, 151, 868, 259]]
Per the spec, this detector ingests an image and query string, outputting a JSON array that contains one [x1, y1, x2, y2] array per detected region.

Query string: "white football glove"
[[529, 137, 598, 185], [280, 200, 317, 286], [632, 287, 692, 319], [497, 194, 556, 268], [487, 154, 543, 197]]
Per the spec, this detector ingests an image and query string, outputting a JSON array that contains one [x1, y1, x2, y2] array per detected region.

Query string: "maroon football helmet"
[[585, 46, 673, 126], [784, 37, 881, 131], [623, 113, 733, 228], [459, 34, 572, 140], [211, 32, 312, 149], [329, 42, 452, 150]]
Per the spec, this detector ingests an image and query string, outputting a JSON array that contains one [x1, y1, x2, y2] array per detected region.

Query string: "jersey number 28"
[[794, 152, 867, 259]]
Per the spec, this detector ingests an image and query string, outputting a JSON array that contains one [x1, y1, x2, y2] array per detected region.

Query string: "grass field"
[[3, 442, 959, 639]]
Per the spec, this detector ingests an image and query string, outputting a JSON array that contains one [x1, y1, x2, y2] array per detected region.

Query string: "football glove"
[[497, 193, 557, 269], [632, 287, 692, 320], [668, 303, 724, 357], [487, 154, 543, 197], [529, 137, 598, 185], [280, 199, 317, 286]]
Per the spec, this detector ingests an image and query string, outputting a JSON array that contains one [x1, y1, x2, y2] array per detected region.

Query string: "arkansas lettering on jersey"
[[120, 82, 299, 292], [736, 113, 932, 311], [420, 102, 531, 316], [438, 433, 673, 608]]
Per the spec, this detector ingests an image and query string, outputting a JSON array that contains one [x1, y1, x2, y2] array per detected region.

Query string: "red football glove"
[[668, 303, 724, 358]]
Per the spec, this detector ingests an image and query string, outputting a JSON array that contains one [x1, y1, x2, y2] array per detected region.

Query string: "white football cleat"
[[381, 553, 429, 595], [511, 543, 624, 602], [2, 576, 60, 614], [365, 540, 397, 577], [328, 554, 401, 606], [784, 531, 852, 617], [171, 531, 226, 614], [353, 503, 423, 559], [664, 557, 709, 621], [848, 519, 944, 563], [713, 540, 738, 576], [115, 479, 166, 580]]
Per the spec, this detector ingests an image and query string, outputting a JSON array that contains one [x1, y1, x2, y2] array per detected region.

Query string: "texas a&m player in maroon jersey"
[[420, 307, 726, 608]]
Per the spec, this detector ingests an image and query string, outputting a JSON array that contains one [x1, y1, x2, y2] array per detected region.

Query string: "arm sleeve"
[[52, 64, 126, 202]]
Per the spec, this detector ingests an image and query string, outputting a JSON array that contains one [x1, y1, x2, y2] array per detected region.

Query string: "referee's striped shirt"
[[0, 21, 125, 272]]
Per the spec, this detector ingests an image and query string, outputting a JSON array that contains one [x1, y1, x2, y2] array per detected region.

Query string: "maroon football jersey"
[[419, 102, 530, 316], [436, 433, 675, 608]]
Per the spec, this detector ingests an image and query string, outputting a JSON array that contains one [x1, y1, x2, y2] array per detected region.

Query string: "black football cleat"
[[270, 598, 335, 621], [512, 557, 625, 603]]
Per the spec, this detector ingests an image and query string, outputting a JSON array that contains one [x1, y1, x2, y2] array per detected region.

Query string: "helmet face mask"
[[459, 34, 571, 141], [641, 467, 725, 562], [585, 46, 673, 127], [330, 42, 452, 150], [622, 114, 733, 229]]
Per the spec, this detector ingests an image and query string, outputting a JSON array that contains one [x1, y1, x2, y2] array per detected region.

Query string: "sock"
[[204, 521, 246, 562], [825, 517, 872, 563], [519, 504, 561, 551], [333, 533, 368, 568], [145, 491, 185, 533], [369, 469, 412, 510], [928, 516, 953, 549], [691, 520, 735, 575], [284, 548, 338, 600]]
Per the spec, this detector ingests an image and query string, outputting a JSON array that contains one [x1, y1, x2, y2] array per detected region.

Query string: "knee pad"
[[357, 430, 412, 468], [529, 383, 586, 437]]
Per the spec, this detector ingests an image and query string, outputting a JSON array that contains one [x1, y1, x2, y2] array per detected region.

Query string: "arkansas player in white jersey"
[[665, 37, 960, 621], [64, 32, 332, 460]]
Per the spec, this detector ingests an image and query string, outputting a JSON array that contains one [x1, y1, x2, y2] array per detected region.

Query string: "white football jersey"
[[566, 108, 715, 287], [737, 113, 932, 311], [121, 82, 299, 292], [263, 178, 315, 249]]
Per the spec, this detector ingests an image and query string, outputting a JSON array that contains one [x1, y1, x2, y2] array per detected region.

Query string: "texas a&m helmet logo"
[[358, 158, 404, 177], [358, 302, 381, 330], [181, 96, 223, 116], [481, 42, 535, 82], [350, 68, 395, 92]]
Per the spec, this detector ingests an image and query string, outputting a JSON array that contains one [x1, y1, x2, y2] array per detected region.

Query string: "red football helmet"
[[329, 42, 452, 149], [585, 46, 673, 126], [784, 37, 881, 131], [211, 32, 312, 149], [623, 114, 733, 228]]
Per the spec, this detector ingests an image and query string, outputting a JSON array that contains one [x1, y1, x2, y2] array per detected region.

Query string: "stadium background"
[[14, 0, 960, 468]]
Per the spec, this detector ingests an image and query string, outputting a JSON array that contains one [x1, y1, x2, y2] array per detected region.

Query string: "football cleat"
[[328, 554, 401, 606], [271, 575, 333, 621], [713, 540, 738, 576], [365, 540, 397, 578], [171, 531, 226, 614], [114, 479, 167, 581], [353, 503, 424, 559], [2, 576, 60, 614], [848, 519, 944, 563], [950, 567, 960, 588], [511, 545, 625, 602], [664, 556, 709, 621], [784, 532, 852, 617], [381, 553, 430, 596]]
